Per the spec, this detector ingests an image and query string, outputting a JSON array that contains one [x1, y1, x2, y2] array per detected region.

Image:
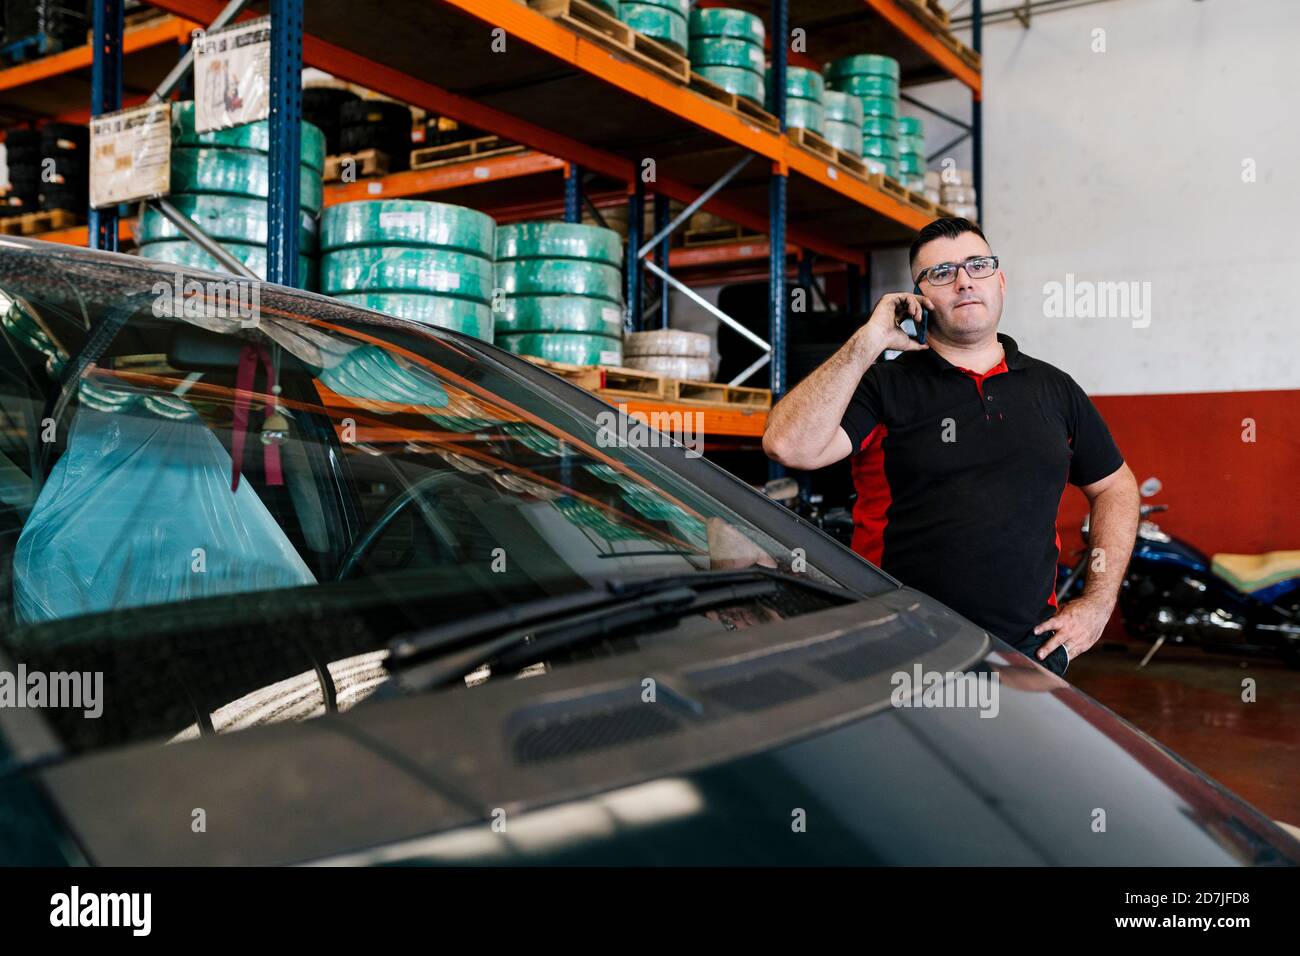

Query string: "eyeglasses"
[[915, 255, 999, 286]]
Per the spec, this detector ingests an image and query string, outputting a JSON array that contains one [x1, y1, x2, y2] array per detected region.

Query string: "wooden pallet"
[[668, 379, 770, 408], [683, 224, 766, 247], [522, 354, 770, 409], [323, 149, 390, 183], [897, 0, 980, 71], [906, 190, 938, 216], [688, 72, 780, 133], [787, 127, 870, 180], [530, 0, 690, 84], [410, 136, 525, 170], [867, 173, 911, 205], [0, 209, 80, 236], [521, 355, 667, 397]]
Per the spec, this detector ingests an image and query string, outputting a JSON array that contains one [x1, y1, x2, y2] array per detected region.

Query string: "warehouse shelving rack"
[[1, 0, 983, 444]]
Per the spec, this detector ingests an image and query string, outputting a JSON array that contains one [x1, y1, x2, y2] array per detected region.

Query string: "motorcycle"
[[1056, 477, 1300, 668], [759, 477, 855, 547]]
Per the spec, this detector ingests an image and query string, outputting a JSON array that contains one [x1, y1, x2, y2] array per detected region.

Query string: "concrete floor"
[[1068, 640, 1300, 827]]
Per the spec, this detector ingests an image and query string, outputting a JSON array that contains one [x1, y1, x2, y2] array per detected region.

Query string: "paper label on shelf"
[[826, 165, 838, 180], [89, 102, 172, 209], [599, 350, 620, 366], [379, 212, 423, 231], [367, 182, 383, 195], [473, 167, 490, 179], [193, 16, 271, 134]]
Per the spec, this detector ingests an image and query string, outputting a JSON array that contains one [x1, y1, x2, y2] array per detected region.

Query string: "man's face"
[[911, 232, 1005, 341]]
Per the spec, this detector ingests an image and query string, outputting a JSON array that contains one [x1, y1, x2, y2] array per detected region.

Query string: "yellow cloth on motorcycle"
[[1211, 551, 1300, 593]]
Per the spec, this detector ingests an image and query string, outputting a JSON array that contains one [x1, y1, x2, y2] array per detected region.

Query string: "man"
[[762, 218, 1139, 677]]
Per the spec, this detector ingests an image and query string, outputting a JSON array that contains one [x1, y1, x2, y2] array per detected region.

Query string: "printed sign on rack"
[[193, 16, 271, 134], [89, 102, 172, 208]]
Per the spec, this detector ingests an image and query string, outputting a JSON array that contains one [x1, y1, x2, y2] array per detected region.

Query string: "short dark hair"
[[909, 217, 988, 273]]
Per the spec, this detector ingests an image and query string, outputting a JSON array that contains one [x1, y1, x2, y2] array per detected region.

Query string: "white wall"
[[917, 0, 1300, 396]]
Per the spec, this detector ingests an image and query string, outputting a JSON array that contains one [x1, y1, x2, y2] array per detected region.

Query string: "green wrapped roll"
[[588, 0, 617, 12], [170, 101, 326, 173], [138, 193, 318, 252], [899, 152, 924, 176], [496, 332, 623, 367], [862, 115, 899, 138], [496, 221, 623, 267], [857, 95, 899, 118], [862, 136, 900, 159], [497, 260, 624, 303], [784, 97, 825, 135], [495, 295, 624, 337], [320, 199, 495, 256], [898, 116, 924, 136], [138, 239, 316, 289], [695, 65, 765, 106], [882, 158, 900, 179], [823, 90, 864, 126], [769, 66, 824, 102], [825, 53, 900, 82], [829, 73, 899, 98], [626, 0, 689, 15], [824, 121, 862, 156], [321, 246, 494, 301], [332, 292, 493, 340], [897, 134, 925, 156], [689, 7, 764, 46], [689, 37, 764, 73], [619, 3, 688, 53], [169, 147, 324, 215]]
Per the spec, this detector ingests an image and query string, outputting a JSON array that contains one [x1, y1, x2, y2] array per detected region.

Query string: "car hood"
[[31, 591, 1300, 866]]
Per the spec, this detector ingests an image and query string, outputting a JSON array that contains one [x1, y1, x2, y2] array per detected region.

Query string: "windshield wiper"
[[379, 568, 853, 695]]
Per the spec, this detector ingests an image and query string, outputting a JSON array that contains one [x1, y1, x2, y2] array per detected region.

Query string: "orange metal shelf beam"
[[866, 0, 981, 95], [323, 150, 566, 204], [0, 15, 192, 93], [35, 218, 135, 246], [613, 398, 767, 438]]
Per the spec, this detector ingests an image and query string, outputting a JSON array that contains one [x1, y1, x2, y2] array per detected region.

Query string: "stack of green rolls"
[[823, 91, 864, 156], [495, 221, 625, 367], [319, 199, 496, 341], [897, 116, 926, 192], [138, 101, 325, 289], [824, 54, 901, 179], [619, 0, 689, 54], [767, 66, 825, 135], [688, 7, 766, 107]]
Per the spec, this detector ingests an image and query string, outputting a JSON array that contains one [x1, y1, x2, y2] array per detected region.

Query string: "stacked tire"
[[37, 123, 89, 213], [619, 0, 689, 54], [768, 66, 824, 135], [137, 102, 325, 289], [3, 128, 40, 215], [320, 199, 496, 341], [339, 98, 414, 173], [495, 221, 625, 367], [302, 86, 361, 157], [824, 54, 901, 179], [623, 329, 711, 381], [897, 116, 926, 192], [688, 7, 766, 108], [823, 91, 864, 157]]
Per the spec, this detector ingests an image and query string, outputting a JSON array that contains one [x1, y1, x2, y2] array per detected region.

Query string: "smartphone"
[[911, 283, 930, 344]]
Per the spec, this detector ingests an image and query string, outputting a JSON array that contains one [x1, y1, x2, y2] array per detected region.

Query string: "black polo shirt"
[[838, 331, 1124, 645]]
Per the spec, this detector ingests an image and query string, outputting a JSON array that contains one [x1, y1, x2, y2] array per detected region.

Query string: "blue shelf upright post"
[[88, 0, 124, 251], [768, 0, 789, 480], [267, 0, 304, 288]]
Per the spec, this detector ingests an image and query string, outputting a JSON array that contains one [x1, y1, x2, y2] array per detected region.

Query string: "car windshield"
[[0, 243, 894, 759]]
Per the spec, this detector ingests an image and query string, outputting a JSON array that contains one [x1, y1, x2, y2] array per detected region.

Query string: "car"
[[0, 237, 1295, 866]]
